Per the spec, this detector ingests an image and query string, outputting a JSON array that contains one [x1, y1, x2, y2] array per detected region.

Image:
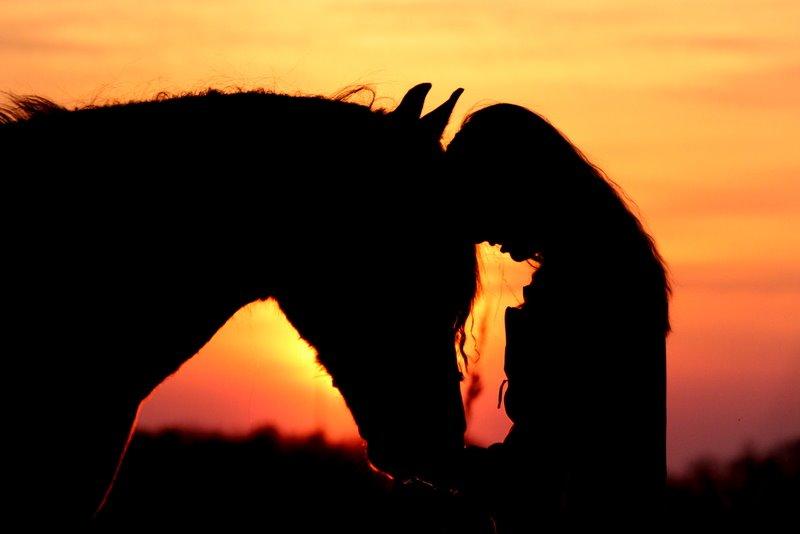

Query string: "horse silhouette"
[[2, 83, 478, 523]]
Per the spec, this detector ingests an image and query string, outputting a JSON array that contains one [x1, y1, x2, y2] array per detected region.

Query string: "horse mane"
[[0, 94, 64, 124], [0, 85, 384, 127]]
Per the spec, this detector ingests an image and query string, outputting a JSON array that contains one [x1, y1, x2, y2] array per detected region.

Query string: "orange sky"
[[4, 0, 798, 473]]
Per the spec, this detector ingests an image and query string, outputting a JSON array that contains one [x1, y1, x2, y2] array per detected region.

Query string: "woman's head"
[[447, 103, 671, 332], [447, 104, 595, 259]]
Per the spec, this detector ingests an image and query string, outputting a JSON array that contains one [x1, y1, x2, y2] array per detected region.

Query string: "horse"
[[2, 83, 479, 523]]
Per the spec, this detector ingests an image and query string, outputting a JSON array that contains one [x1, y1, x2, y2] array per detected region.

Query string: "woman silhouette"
[[448, 104, 671, 530]]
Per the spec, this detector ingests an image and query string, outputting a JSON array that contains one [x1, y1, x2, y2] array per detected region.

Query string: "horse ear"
[[419, 88, 464, 140], [391, 82, 433, 122]]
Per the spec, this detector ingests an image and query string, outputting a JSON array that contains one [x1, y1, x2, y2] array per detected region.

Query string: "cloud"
[[0, 1, 313, 59], [635, 34, 786, 54], [642, 169, 800, 219], [674, 263, 800, 293], [659, 63, 800, 108], [0, 33, 103, 54]]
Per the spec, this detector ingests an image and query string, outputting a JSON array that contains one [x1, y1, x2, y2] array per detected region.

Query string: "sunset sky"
[[4, 0, 798, 473]]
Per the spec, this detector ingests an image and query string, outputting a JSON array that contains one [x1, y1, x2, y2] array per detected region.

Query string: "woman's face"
[[484, 235, 539, 262], [447, 106, 551, 262]]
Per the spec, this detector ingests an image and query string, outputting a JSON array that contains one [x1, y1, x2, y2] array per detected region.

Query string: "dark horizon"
[[97, 425, 800, 528]]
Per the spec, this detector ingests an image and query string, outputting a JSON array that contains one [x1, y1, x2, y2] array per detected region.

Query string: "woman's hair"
[[451, 103, 671, 334]]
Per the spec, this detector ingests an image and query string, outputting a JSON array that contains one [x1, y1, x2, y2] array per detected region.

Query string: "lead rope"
[[497, 379, 508, 409]]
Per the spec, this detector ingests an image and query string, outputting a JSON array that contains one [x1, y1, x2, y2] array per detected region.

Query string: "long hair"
[[451, 103, 670, 334]]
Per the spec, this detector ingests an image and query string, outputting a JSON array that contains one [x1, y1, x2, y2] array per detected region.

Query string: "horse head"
[[271, 84, 474, 487]]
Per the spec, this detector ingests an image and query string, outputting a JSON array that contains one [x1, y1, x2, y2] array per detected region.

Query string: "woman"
[[448, 104, 671, 530]]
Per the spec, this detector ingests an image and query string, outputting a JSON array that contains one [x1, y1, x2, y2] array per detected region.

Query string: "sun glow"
[[140, 298, 359, 442], [139, 244, 534, 447]]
